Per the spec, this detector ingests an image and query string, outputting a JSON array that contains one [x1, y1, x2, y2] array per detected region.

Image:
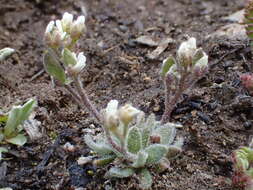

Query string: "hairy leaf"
[[62, 48, 76, 66], [154, 124, 176, 145], [138, 168, 152, 189], [84, 135, 114, 155], [192, 48, 204, 65], [105, 167, 135, 178], [167, 145, 182, 159], [0, 114, 8, 124], [5, 134, 27, 146], [161, 57, 176, 77], [4, 99, 36, 138], [43, 51, 66, 84], [141, 128, 151, 148], [141, 114, 156, 148], [132, 151, 148, 168], [126, 127, 142, 154], [93, 154, 116, 166], [156, 158, 171, 173], [145, 144, 167, 165]]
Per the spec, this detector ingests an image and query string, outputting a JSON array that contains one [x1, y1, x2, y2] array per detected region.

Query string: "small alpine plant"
[[232, 139, 253, 190], [0, 99, 36, 160], [43, 12, 101, 121], [160, 37, 209, 123], [42, 12, 185, 189], [85, 100, 183, 189]]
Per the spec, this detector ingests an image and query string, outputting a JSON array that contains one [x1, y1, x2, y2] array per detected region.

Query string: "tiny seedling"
[[160, 37, 209, 123], [0, 48, 15, 62], [232, 139, 253, 190], [0, 99, 36, 160], [85, 100, 183, 189]]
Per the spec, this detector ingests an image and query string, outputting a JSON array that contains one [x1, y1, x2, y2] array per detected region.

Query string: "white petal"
[[195, 53, 208, 68], [77, 52, 86, 65], [76, 15, 85, 25], [71, 52, 86, 73], [45, 21, 55, 34], [178, 37, 197, 59], [56, 20, 63, 33], [121, 104, 140, 117], [187, 37, 197, 50], [118, 104, 141, 124], [62, 12, 73, 24], [106, 100, 119, 116]]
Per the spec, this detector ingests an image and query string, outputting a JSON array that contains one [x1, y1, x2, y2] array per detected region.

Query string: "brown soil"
[[0, 0, 252, 189]]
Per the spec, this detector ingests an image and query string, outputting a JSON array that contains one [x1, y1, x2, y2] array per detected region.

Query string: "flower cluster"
[[160, 37, 209, 123], [44, 12, 85, 48], [43, 12, 86, 83], [42, 13, 212, 190], [85, 100, 183, 189]]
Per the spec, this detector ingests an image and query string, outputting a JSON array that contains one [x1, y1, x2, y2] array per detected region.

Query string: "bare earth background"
[[0, 0, 252, 189]]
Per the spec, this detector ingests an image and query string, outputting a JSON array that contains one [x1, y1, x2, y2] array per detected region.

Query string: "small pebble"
[[153, 105, 160, 112], [243, 121, 252, 130], [77, 156, 93, 165], [63, 142, 76, 152]]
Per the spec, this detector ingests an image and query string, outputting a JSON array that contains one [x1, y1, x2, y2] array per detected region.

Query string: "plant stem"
[[161, 75, 186, 124], [73, 76, 101, 122], [64, 85, 82, 105], [104, 127, 134, 160]]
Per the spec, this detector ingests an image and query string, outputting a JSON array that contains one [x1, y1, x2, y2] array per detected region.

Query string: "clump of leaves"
[[85, 100, 183, 189], [232, 139, 253, 190], [43, 13, 213, 189], [160, 37, 209, 123], [0, 99, 36, 160], [0, 48, 15, 62]]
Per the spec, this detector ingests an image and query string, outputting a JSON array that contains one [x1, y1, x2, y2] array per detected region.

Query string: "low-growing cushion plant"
[[0, 99, 36, 160], [85, 100, 183, 189], [42, 12, 211, 189]]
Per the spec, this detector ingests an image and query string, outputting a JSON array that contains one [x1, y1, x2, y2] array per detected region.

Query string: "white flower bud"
[[194, 52, 208, 69], [56, 20, 63, 33], [44, 21, 64, 47], [45, 21, 55, 34], [193, 52, 208, 77], [177, 37, 197, 64], [118, 104, 141, 125], [69, 52, 86, 75], [103, 100, 119, 130], [61, 12, 73, 33], [70, 15, 86, 39]]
